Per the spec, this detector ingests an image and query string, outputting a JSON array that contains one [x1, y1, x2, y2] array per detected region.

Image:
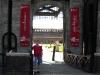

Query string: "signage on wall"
[[70, 8, 80, 46], [20, 4, 30, 46]]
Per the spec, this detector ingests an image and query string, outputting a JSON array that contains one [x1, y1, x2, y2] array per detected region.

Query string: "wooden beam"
[[35, 12, 56, 16]]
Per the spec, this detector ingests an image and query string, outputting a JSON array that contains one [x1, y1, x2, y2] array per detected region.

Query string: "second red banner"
[[70, 8, 80, 46]]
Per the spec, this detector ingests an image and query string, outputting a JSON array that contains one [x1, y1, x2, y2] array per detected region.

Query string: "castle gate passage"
[[0, 0, 100, 74]]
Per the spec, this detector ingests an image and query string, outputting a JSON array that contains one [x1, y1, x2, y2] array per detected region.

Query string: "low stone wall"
[[94, 53, 100, 74], [6, 53, 30, 75]]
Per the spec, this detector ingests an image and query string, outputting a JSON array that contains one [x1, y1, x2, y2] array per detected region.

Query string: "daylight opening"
[[32, 5, 64, 64]]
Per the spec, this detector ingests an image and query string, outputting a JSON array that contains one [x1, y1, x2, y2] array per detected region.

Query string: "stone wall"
[[0, 0, 84, 54], [97, 0, 100, 53], [12, 0, 32, 52], [68, 0, 83, 54], [94, 0, 100, 74], [0, 0, 99, 74], [0, 0, 32, 53], [0, 0, 2, 66], [0, 0, 2, 52], [0, 1, 32, 74], [6, 53, 30, 75], [0, 0, 8, 53], [94, 53, 100, 73]]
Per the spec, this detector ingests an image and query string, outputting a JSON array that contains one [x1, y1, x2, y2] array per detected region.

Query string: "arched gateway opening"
[[31, 0, 66, 74], [33, 6, 64, 59]]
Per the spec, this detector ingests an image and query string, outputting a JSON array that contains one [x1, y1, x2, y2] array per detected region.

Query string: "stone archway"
[[32, 1, 63, 15], [31, 0, 70, 62], [31, 0, 65, 57]]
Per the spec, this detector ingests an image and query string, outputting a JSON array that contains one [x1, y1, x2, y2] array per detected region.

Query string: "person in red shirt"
[[32, 41, 43, 73]]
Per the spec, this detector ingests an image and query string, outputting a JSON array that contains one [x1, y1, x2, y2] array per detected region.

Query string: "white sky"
[[32, 11, 63, 29], [32, 19, 63, 29]]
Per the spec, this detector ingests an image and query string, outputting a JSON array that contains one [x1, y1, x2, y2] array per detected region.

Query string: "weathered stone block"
[[94, 53, 100, 74], [6, 53, 30, 75]]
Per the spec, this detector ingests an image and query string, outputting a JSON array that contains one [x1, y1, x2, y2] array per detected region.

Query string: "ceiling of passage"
[[35, 5, 61, 16]]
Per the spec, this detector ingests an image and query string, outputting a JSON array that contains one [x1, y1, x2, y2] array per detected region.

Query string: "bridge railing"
[[66, 53, 91, 72]]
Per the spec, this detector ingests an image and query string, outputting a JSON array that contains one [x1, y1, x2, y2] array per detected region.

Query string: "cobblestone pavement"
[[34, 46, 99, 75]]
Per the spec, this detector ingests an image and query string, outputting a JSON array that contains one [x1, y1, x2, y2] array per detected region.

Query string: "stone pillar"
[[55, 41, 59, 52], [94, 53, 100, 74], [6, 53, 30, 75]]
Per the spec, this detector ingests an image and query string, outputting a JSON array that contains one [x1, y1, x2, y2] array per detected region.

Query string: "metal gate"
[[0, 33, 17, 74]]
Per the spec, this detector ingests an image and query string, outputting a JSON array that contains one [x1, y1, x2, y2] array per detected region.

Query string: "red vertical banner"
[[20, 4, 30, 46], [70, 8, 80, 46]]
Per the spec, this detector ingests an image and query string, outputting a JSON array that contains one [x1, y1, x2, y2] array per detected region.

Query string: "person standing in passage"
[[32, 41, 43, 73]]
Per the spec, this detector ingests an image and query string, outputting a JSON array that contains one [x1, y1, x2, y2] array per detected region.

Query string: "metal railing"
[[66, 53, 91, 72]]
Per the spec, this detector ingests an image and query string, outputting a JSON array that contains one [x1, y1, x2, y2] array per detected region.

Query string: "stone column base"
[[6, 53, 30, 75], [94, 53, 100, 74]]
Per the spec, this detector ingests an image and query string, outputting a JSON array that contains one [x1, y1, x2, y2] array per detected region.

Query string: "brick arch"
[[32, 1, 63, 14]]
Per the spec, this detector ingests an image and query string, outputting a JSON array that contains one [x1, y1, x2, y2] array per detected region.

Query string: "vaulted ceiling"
[[31, 0, 69, 16], [35, 5, 61, 16]]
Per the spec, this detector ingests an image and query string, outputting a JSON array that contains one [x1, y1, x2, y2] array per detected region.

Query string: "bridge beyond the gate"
[[33, 28, 63, 44]]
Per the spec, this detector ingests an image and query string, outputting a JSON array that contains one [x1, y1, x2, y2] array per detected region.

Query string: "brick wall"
[[0, 0, 32, 53], [69, 0, 83, 54], [94, 53, 100, 74], [6, 53, 30, 75], [11, 0, 32, 52], [97, 0, 100, 53], [0, 0, 1, 52]]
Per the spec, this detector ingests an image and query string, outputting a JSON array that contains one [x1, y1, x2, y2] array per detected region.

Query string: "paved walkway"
[[35, 46, 99, 75]]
